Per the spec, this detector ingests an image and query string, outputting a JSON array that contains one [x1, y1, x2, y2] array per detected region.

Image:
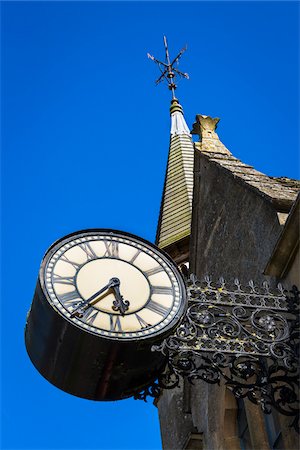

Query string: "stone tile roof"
[[269, 177, 300, 193], [192, 115, 299, 212]]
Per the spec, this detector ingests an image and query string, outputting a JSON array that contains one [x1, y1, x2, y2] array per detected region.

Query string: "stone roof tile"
[[192, 115, 299, 212]]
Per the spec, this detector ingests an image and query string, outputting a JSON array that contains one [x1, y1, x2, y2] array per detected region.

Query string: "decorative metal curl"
[[135, 277, 299, 433], [134, 361, 180, 402]]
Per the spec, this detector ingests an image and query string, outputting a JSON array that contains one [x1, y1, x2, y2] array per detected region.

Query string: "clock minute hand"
[[70, 278, 120, 317], [111, 284, 130, 316]]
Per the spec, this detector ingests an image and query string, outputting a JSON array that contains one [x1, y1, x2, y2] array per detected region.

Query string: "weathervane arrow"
[[147, 36, 189, 98]]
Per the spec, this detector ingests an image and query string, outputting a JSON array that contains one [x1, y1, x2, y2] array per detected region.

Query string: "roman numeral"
[[81, 308, 99, 325], [52, 274, 75, 286], [146, 299, 169, 317], [79, 242, 97, 261], [129, 249, 140, 264], [104, 241, 119, 258], [152, 286, 173, 295], [60, 290, 80, 306], [144, 266, 164, 277], [135, 313, 151, 329], [110, 315, 122, 332], [60, 254, 81, 270]]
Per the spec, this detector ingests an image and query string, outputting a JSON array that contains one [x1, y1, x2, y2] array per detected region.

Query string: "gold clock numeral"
[[60, 254, 81, 270], [104, 240, 119, 258], [109, 315, 122, 332], [135, 313, 151, 329], [146, 299, 169, 317], [60, 290, 80, 307], [82, 308, 99, 325], [53, 274, 75, 286], [79, 242, 98, 261], [144, 266, 164, 277], [152, 286, 173, 295], [129, 249, 140, 264]]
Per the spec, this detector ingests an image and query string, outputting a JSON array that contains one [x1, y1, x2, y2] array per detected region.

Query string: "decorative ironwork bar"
[[135, 276, 299, 433]]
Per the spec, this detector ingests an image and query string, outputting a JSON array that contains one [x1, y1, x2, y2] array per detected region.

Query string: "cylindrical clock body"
[[26, 280, 172, 400], [25, 229, 186, 401]]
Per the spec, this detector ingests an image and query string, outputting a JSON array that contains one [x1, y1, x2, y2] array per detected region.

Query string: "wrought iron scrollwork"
[[135, 277, 299, 433]]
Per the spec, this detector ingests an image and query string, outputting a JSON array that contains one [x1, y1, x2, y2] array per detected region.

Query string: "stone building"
[[155, 98, 299, 450]]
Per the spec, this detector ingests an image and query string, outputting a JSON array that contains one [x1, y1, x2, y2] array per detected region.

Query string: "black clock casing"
[[25, 229, 186, 401]]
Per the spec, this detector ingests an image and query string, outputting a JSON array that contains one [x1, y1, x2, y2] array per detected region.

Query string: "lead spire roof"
[[148, 37, 194, 254], [155, 97, 194, 250]]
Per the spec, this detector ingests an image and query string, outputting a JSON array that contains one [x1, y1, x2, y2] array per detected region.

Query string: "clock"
[[25, 229, 186, 400]]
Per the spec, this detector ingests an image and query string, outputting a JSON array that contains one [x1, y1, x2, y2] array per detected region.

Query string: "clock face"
[[43, 230, 186, 340]]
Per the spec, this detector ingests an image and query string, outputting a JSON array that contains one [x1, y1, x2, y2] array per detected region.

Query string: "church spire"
[[148, 37, 194, 260], [155, 98, 194, 256]]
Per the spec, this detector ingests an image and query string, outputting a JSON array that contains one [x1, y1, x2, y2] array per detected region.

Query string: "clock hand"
[[111, 284, 130, 316], [70, 278, 120, 317]]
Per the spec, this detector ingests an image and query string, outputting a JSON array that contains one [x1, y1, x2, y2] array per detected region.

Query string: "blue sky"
[[1, 1, 299, 449]]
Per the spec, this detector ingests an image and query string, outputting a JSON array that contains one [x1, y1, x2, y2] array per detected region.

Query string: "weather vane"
[[147, 36, 189, 99]]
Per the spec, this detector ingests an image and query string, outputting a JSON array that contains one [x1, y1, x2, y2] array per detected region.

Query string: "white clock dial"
[[44, 230, 185, 340]]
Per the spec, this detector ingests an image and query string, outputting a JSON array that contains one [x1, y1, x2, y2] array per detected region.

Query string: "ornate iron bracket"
[[135, 276, 299, 433]]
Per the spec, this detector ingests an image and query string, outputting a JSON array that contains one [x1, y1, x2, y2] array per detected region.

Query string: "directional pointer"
[[70, 278, 120, 317], [111, 284, 130, 316]]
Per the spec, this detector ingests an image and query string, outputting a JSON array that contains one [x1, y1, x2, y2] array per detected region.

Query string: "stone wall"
[[157, 150, 298, 450], [190, 149, 284, 286], [157, 114, 299, 450]]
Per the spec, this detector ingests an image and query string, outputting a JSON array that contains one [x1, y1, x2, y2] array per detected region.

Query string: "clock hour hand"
[[70, 278, 120, 317], [111, 284, 130, 316]]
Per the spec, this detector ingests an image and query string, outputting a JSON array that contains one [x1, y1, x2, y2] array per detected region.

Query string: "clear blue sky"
[[1, 1, 299, 449]]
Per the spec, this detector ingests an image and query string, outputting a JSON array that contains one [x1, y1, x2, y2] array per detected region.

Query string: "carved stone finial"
[[191, 115, 220, 140], [191, 114, 232, 155]]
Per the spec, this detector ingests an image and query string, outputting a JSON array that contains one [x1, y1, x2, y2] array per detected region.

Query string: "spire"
[[148, 37, 193, 260], [155, 97, 194, 257]]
